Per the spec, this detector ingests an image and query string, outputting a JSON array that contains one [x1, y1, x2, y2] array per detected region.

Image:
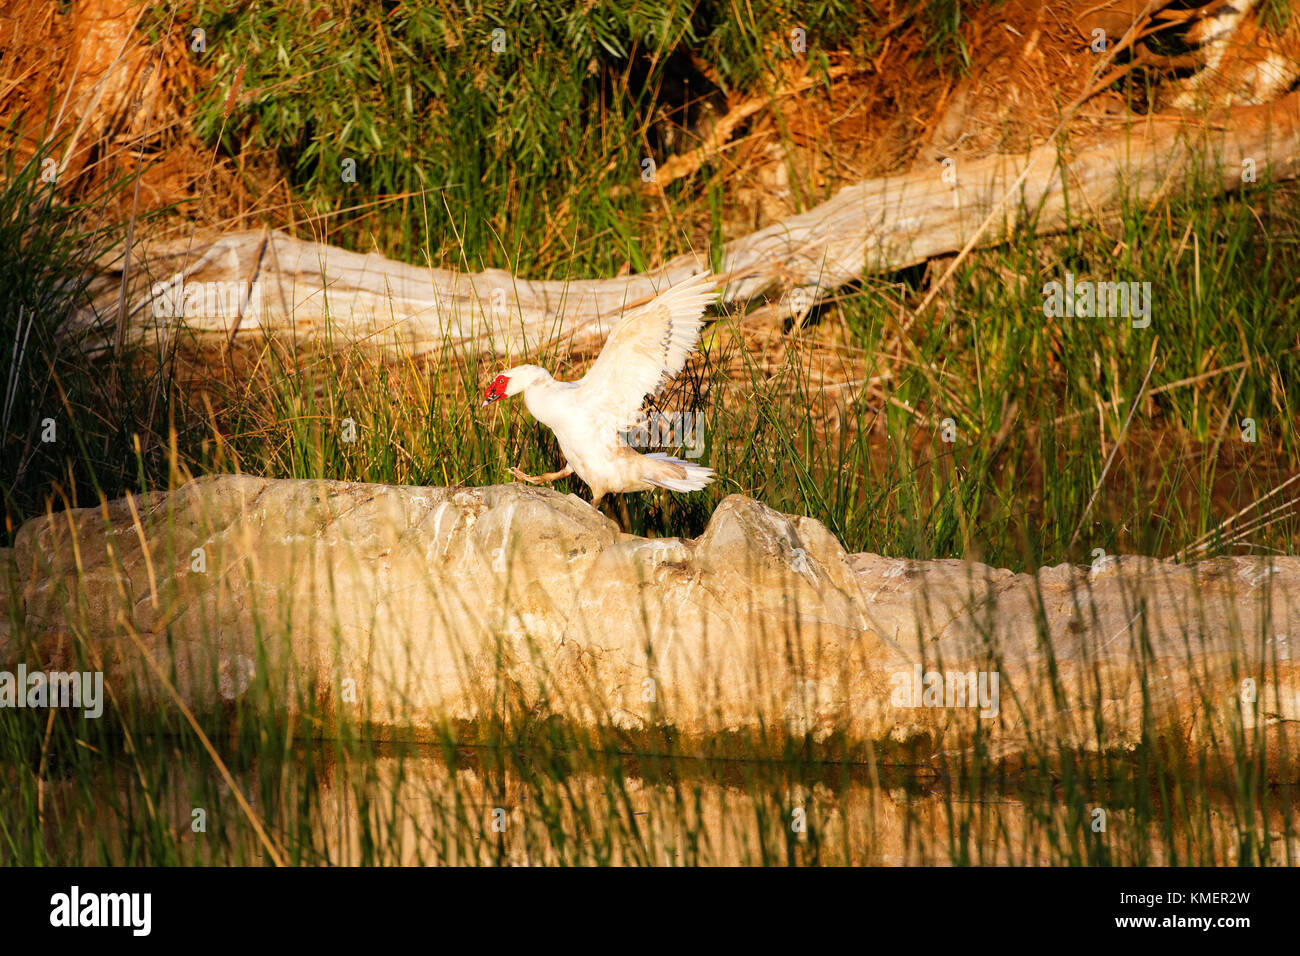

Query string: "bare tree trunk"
[[77, 92, 1300, 359]]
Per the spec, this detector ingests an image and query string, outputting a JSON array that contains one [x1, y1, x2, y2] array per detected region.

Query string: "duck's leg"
[[508, 464, 573, 485], [588, 494, 627, 531]]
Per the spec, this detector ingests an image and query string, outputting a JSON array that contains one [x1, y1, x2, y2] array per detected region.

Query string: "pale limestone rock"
[[2, 476, 1297, 768]]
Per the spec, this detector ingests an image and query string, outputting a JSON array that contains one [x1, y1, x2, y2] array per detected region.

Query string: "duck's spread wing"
[[574, 273, 717, 434]]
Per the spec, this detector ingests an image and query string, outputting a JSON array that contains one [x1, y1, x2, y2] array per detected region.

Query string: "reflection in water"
[[28, 741, 1300, 866]]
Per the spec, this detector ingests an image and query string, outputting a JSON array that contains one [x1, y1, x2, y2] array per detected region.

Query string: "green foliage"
[[4, 0, 1297, 867], [160, 1, 960, 270], [0, 126, 155, 534]]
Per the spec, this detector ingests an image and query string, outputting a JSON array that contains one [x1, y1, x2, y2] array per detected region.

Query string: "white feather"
[[490, 274, 719, 504]]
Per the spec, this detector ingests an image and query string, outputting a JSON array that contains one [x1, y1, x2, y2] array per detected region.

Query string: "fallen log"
[[76, 92, 1300, 359]]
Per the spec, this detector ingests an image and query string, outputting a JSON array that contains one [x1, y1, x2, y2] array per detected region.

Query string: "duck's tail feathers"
[[642, 453, 715, 493]]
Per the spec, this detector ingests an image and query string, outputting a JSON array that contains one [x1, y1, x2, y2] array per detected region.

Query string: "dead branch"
[[75, 91, 1300, 360]]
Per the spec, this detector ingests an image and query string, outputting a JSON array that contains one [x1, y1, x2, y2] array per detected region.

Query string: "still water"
[[22, 740, 1298, 866]]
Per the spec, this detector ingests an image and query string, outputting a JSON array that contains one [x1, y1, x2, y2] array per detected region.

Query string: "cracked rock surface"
[[2, 476, 1296, 765]]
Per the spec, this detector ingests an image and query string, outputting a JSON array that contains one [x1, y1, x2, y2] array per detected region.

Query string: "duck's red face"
[[481, 374, 509, 406]]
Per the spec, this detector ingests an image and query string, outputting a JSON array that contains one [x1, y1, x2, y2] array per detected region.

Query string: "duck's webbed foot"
[[508, 464, 573, 485]]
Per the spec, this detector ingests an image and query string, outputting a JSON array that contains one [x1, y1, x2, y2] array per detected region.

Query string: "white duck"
[[481, 273, 718, 508]]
